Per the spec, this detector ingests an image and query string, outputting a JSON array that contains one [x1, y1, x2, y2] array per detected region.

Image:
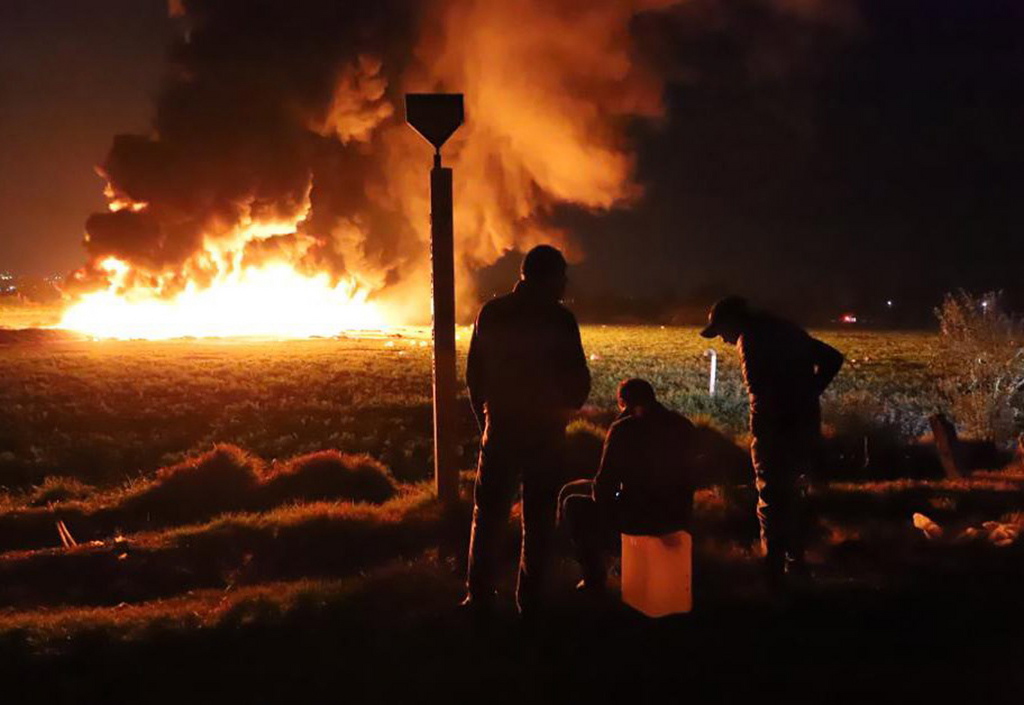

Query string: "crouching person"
[[559, 379, 697, 594]]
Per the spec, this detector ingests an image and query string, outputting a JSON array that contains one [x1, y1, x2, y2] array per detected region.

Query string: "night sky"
[[1, 0, 1022, 324], [0, 0, 172, 275]]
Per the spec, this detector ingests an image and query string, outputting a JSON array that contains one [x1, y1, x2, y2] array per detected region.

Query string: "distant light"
[[981, 301, 989, 310], [841, 313, 858, 324], [886, 300, 893, 308]]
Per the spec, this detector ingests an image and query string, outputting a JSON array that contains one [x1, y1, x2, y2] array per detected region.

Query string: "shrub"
[[935, 291, 1024, 443], [261, 451, 397, 505], [824, 389, 924, 444]]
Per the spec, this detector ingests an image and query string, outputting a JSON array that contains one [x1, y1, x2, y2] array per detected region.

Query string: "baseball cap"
[[700, 296, 749, 339]]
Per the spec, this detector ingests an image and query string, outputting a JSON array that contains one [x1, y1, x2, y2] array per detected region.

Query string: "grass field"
[[3, 325, 1024, 704], [0, 325, 944, 490]]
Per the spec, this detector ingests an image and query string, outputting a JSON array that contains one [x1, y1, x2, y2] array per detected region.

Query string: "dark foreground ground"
[[6, 561, 1024, 705], [0, 331, 1017, 702], [4, 509, 1024, 705], [0, 429, 1021, 705]]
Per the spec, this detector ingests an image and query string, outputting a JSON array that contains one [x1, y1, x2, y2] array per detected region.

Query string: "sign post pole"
[[406, 93, 464, 505]]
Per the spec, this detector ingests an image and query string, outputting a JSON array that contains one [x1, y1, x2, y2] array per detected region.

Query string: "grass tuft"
[[261, 450, 396, 505], [26, 477, 95, 507], [119, 444, 261, 523], [0, 445, 403, 554]]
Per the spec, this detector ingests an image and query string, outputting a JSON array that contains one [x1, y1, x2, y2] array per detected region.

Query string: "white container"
[[621, 529, 693, 617]]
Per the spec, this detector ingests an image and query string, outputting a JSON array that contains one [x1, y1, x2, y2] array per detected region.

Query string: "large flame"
[[60, 208, 386, 339], [61, 261, 384, 340]]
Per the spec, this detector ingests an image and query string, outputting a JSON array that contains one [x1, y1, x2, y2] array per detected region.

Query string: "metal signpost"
[[405, 93, 464, 505]]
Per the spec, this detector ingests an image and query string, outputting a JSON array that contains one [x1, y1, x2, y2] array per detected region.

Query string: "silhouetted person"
[[701, 297, 843, 585], [463, 245, 591, 616], [559, 379, 696, 593]]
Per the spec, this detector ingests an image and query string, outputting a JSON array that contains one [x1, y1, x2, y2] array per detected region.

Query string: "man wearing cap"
[[559, 378, 697, 594], [701, 297, 843, 585], [463, 245, 591, 616]]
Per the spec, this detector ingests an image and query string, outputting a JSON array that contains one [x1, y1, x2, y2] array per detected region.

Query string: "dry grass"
[[1, 468, 1024, 674], [24, 476, 95, 506], [0, 444, 398, 554], [262, 449, 400, 504], [0, 557, 458, 653], [816, 477, 1024, 524], [0, 484, 449, 609]]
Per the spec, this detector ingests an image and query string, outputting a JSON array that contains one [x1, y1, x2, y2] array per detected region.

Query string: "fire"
[[61, 264, 383, 340], [61, 213, 387, 339], [61, 260, 384, 340]]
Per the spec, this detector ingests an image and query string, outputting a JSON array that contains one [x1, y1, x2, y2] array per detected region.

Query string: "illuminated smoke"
[[63, 0, 857, 333]]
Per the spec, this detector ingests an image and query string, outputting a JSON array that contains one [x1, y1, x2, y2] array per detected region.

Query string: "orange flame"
[[60, 216, 386, 340]]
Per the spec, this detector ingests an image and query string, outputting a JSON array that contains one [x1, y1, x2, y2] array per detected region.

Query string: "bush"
[[935, 291, 1024, 444], [824, 389, 925, 444]]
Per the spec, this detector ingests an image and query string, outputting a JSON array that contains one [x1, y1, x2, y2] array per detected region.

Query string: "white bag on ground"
[[621, 529, 693, 617]]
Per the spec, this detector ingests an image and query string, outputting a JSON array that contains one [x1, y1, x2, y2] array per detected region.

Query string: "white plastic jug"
[[621, 529, 693, 617]]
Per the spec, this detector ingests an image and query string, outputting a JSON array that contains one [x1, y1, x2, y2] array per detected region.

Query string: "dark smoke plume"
[[68, 0, 859, 322]]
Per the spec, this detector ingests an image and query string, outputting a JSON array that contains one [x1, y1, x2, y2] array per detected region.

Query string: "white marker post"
[[705, 349, 717, 396]]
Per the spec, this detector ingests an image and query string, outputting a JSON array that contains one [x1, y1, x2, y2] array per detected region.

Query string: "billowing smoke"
[[65, 0, 681, 322], [71, 1, 420, 306], [66, 0, 858, 325]]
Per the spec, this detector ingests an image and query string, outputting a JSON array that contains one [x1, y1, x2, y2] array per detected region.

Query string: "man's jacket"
[[738, 312, 844, 438], [466, 280, 590, 432], [593, 403, 696, 535]]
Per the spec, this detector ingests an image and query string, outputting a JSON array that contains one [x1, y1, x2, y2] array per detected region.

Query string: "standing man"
[[463, 245, 591, 616], [700, 297, 843, 586]]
